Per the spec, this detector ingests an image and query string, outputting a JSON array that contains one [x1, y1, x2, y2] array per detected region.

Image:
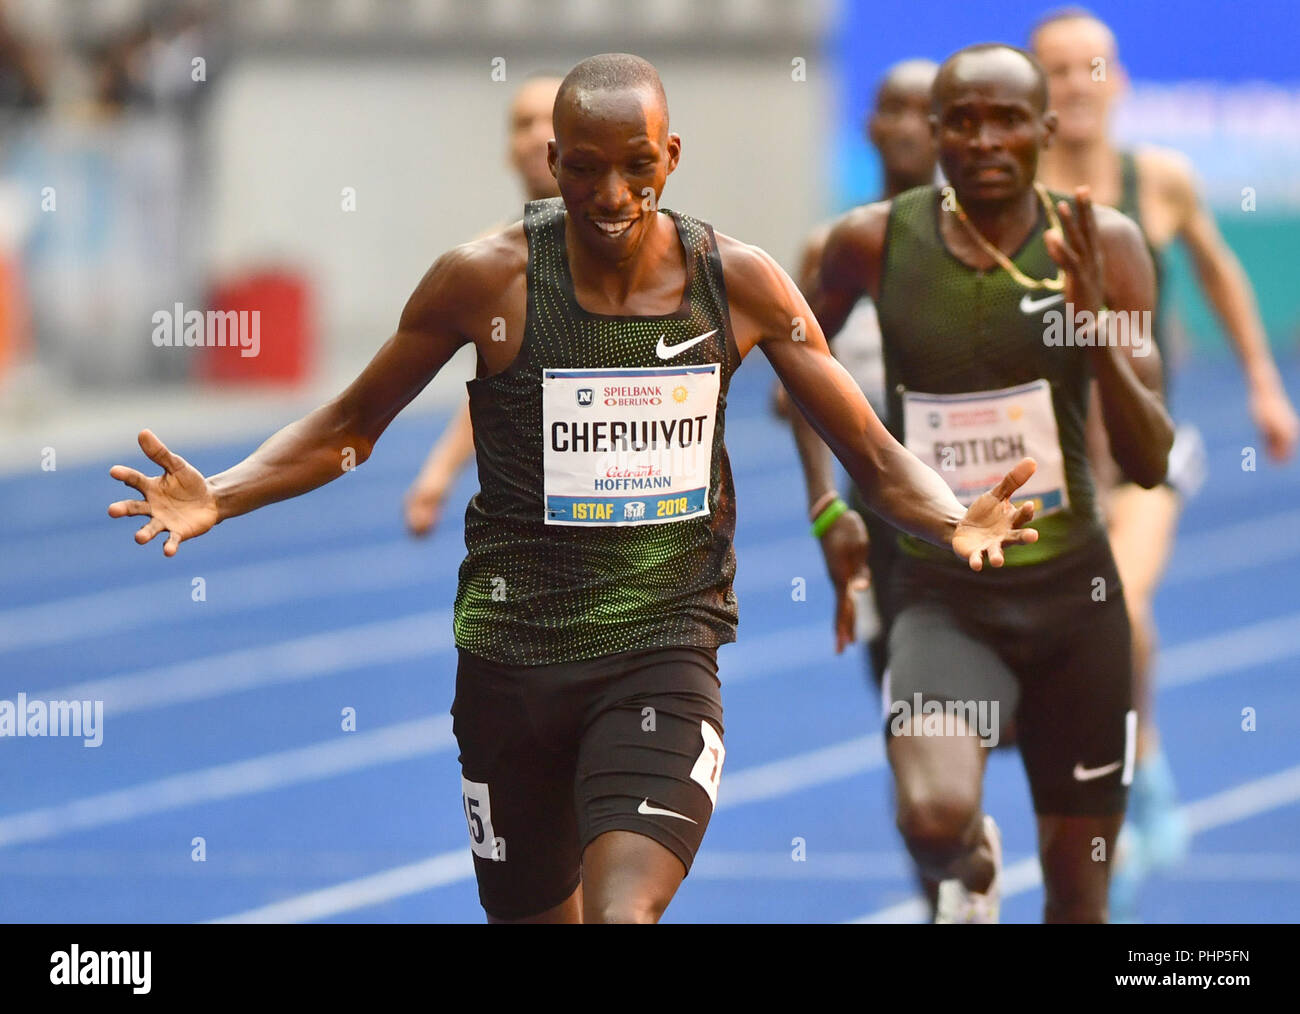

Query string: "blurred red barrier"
[[0, 253, 30, 382], [200, 270, 315, 384]]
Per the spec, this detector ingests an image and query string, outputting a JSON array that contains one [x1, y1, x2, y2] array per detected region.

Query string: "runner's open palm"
[[107, 430, 219, 557], [950, 457, 1040, 571]]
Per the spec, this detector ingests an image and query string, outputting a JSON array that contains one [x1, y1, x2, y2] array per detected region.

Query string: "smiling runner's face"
[[549, 85, 681, 265]]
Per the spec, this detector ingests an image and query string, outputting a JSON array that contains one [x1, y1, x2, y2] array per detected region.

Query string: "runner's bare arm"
[[719, 233, 1038, 566], [1152, 150, 1298, 461], [108, 234, 522, 554], [787, 218, 872, 650], [1048, 191, 1174, 488], [786, 206, 890, 512]]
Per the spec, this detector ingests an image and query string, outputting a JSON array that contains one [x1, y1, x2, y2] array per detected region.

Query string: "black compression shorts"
[[883, 533, 1134, 816], [451, 645, 725, 920]]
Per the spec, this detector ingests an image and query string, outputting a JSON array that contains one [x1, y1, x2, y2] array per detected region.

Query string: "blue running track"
[[2, 357, 1298, 923]]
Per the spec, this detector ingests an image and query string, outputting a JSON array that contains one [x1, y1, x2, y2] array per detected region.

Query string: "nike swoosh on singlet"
[[1072, 760, 1123, 782], [655, 330, 717, 360], [1019, 293, 1065, 314], [637, 799, 698, 823]]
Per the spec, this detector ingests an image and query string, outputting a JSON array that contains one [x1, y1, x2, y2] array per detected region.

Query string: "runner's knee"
[[586, 892, 670, 924], [896, 782, 981, 856]]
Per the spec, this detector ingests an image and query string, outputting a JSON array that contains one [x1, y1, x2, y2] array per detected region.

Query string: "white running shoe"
[[934, 815, 1002, 924]]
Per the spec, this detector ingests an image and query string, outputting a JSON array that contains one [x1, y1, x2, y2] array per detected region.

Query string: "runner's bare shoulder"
[[1089, 201, 1153, 267], [1132, 146, 1200, 208], [399, 222, 528, 337], [820, 200, 891, 297]]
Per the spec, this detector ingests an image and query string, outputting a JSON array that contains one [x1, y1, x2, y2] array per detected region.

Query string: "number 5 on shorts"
[[461, 775, 501, 860]]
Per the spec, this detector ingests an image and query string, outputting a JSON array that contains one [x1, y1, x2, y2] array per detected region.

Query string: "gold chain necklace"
[[948, 182, 1066, 291]]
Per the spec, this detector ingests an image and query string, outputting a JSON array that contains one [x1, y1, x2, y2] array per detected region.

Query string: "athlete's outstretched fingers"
[[107, 499, 150, 519], [835, 585, 855, 654], [1010, 501, 1036, 528], [1006, 526, 1040, 545], [138, 429, 183, 474], [135, 518, 166, 545], [987, 542, 1005, 568], [991, 457, 1037, 501], [109, 464, 148, 495], [968, 548, 983, 572], [164, 532, 182, 557], [1074, 186, 1098, 252], [1057, 199, 1087, 256], [835, 574, 869, 653], [1044, 229, 1077, 273]]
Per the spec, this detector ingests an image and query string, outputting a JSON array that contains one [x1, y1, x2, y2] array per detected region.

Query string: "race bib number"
[[461, 775, 501, 861], [542, 364, 720, 526], [901, 378, 1068, 515]]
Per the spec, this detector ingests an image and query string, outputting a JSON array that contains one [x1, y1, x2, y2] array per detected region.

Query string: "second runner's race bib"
[[901, 378, 1068, 516], [542, 364, 720, 526]]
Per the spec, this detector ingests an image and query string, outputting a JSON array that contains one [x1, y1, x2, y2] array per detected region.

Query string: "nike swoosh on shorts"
[[1073, 760, 1123, 781], [637, 798, 698, 823]]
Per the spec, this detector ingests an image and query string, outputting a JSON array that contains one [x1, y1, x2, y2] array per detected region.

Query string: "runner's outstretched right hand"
[[107, 429, 219, 557], [951, 457, 1040, 571]]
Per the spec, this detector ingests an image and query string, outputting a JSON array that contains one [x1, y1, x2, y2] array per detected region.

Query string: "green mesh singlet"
[[875, 185, 1104, 567], [452, 198, 741, 666]]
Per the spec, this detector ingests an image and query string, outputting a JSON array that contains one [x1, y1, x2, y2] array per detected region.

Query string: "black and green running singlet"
[[875, 185, 1104, 568], [453, 197, 741, 665]]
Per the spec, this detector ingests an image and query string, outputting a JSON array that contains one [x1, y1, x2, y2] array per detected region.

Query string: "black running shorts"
[[451, 645, 726, 921], [884, 533, 1134, 816]]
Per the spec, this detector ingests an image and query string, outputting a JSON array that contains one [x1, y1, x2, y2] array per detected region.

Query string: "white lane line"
[[849, 762, 1300, 923], [0, 717, 454, 849], [1164, 508, 1300, 585], [697, 850, 1300, 882], [208, 851, 475, 925], [1157, 612, 1300, 688], [691, 851, 912, 880], [720, 735, 884, 806], [0, 541, 443, 653], [38, 613, 452, 717]]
